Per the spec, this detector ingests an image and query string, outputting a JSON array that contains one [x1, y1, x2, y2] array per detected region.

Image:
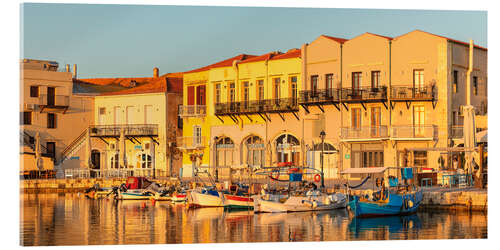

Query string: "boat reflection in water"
[[20, 193, 487, 246], [348, 214, 422, 239]]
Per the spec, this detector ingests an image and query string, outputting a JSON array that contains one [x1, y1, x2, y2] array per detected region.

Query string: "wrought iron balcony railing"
[[340, 87, 388, 102], [340, 126, 389, 140], [39, 94, 70, 107], [391, 125, 437, 139], [391, 85, 435, 101], [214, 98, 298, 115], [177, 136, 205, 149], [89, 124, 158, 137], [178, 105, 206, 117], [299, 88, 340, 104]]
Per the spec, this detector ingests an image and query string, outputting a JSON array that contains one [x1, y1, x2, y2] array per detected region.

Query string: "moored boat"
[[187, 187, 224, 207], [253, 190, 346, 213], [342, 166, 423, 217]]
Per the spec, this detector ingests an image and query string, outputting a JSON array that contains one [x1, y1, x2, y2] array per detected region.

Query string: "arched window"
[[244, 135, 265, 167], [275, 134, 300, 165]]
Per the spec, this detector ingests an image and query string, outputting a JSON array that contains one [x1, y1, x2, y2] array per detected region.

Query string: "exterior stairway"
[[55, 128, 88, 177]]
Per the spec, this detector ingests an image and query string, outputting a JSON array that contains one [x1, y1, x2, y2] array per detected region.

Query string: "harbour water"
[[20, 193, 487, 246]]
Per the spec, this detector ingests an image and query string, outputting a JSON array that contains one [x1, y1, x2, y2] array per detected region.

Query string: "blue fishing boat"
[[342, 166, 423, 217]]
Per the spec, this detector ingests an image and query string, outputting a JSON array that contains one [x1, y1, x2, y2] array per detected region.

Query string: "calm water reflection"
[[20, 193, 487, 246]]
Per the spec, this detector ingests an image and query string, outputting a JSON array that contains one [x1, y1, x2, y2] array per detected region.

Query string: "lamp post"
[[319, 130, 326, 189]]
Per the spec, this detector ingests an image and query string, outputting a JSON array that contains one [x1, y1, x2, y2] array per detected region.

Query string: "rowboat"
[[342, 166, 423, 217], [171, 192, 187, 202], [222, 184, 254, 209], [113, 177, 173, 201]]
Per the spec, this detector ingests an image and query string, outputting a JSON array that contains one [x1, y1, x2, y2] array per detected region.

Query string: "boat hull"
[[117, 190, 154, 200], [253, 193, 347, 213], [223, 194, 254, 209], [187, 190, 224, 207], [348, 190, 423, 217], [171, 194, 187, 202]]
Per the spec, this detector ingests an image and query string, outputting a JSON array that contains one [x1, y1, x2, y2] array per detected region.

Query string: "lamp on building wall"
[[319, 130, 326, 189]]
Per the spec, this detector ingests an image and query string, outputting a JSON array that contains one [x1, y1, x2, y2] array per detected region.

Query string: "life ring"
[[269, 169, 280, 180], [314, 174, 321, 183]]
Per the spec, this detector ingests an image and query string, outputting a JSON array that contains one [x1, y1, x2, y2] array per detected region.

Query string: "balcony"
[[340, 87, 387, 103], [391, 125, 437, 140], [89, 124, 158, 138], [38, 94, 70, 113], [177, 136, 205, 150], [450, 125, 464, 139], [214, 98, 299, 116], [299, 88, 340, 105], [178, 105, 206, 117], [391, 85, 435, 101], [340, 126, 389, 141]]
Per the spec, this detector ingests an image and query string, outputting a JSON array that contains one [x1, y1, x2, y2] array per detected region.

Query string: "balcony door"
[[370, 107, 381, 137], [144, 105, 153, 124], [413, 105, 425, 137], [196, 85, 206, 105], [242, 81, 249, 109], [113, 106, 122, 125], [413, 69, 424, 89], [228, 82, 236, 112], [325, 74, 333, 97], [311, 75, 318, 97], [47, 87, 55, 106], [290, 76, 297, 105], [126, 106, 134, 124], [352, 72, 362, 98]]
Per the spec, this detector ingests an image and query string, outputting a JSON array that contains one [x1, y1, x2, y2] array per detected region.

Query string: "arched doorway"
[[90, 150, 101, 169], [308, 142, 338, 179], [215, 137, 235, 179], [243, 135, 265, 168], [275, 134, 300, 166]]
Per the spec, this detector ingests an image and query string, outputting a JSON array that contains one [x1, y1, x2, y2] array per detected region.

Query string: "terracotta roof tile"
[[98, 72, 184, 96], [269, 48, 301, 60], [237, 52, 279, 64], [185, 54, 257, 73], [321, 35, 348, 44], [408, 29, 487, 51]]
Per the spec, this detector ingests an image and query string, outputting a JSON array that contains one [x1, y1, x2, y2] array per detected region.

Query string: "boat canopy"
[[341, 166, 388, 174]]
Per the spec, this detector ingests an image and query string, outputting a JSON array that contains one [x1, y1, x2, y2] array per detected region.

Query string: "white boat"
[[187, 187, 224, 207], [253, 190, 347, 213]]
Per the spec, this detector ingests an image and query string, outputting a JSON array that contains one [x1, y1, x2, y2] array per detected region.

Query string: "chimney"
[[153, 67, 159, 78], [65, 64, 70, 72], [73, 64, 77, 79]]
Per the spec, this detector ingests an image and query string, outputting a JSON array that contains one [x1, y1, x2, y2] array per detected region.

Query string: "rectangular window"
[[371, 71, 380, 88], [413, 105, 425, 136], [21, 111, 32, 125], [257, 80, 264, 101], [187, 86, 195, 105], [30, 86, 39, 98], [196, 85, 206, 105], [47, 113, 56, 128], [126, 106, 134, 124], [273, 78, 280, 99], [311, 75, 318, 95], [453, 70, 458, 93], [352, 108, 361, 129], [352, 72, 362, 89], [193, 126, 202, 146], [215, 83, 221, 104], [113, 106, 122, 124], [413, 151, 428, 168], [473, 76, 478, 95], [290, 76, 297, 100], [144, 105, 153, 124], [414, 69, 425, 89], [228, 82, 235, 102], [242, 81, 249, 102], [98, 107, 106, 125], [46, 142, 56, 159], [325, 74, 334, 89], [370, 107, 381, 137]]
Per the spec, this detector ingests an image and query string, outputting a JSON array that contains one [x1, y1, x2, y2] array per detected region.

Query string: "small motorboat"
[[253, 189, 347, 213], [223, 184, 254, 209], [187, 187, 224, 207], [342, 166, 423, 218], [113, 177, 173, 200], [171, 192, 187, 202]]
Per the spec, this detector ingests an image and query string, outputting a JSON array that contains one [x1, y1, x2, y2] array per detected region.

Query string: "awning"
[[341, 166, 388, 174]]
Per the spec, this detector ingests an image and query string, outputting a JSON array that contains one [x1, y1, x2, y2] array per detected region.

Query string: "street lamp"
[[319, 130, 326, 189]]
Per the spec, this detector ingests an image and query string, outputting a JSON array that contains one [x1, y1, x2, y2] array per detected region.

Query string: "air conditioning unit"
[[24, 103, 35, 111]]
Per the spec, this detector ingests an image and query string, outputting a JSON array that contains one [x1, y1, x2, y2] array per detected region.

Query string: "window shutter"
[[187, 86, 195, 105]]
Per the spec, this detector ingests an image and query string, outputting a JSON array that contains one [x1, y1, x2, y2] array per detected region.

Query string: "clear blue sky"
[[21, 4, 487, 79]]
